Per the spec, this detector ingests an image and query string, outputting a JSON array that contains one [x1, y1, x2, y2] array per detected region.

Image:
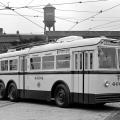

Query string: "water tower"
[[43, 3, 56, 33]]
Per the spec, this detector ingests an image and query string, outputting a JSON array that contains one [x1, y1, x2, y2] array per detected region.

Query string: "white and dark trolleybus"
[[0, 36, 120, 107]]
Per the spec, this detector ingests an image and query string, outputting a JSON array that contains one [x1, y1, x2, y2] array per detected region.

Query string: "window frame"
[[30, 56, 41, 70], [9, 59, 18, 71], [98, 46, 117, 69], [56, 54, 70, 69], [0, 60, 8, 71], [42, 55, 55, 70]]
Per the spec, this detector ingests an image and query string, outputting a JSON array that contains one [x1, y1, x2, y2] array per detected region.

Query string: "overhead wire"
[[0, 2, 44, 30], [12, 9, 44, 29], [68, 11, 102, 30], [68, 22, 79, 30], [100, 23, 120, 30], [107, 25, 120, 31], [56, 8, 97, 13], [90, 19, 113, 21], [33, 7, 97, 14], [1, 0, 109, 30], [88, 19, 120, 31], [55, 16, 76, 23], [89, 19, 120, 30], [0, 12, 42, 17], [94, 22, 120, 31], [26, 6, 78, 23], [87, 3, 120, 30], [24, 4, 104, 25], [27, 7, 43, 13], [26, 0, 35, 6], [10, 0, 109, 9], [0, 2, 6, 7], [69, 2, 120, 30], [82, 0, 108, 3], [0, 0, 115, 32], [24, 5, 100, 24]]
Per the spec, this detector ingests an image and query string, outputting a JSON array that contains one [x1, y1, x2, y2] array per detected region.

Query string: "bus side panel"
[[3, 74, 19, 89], [24, 73, 72, 101]]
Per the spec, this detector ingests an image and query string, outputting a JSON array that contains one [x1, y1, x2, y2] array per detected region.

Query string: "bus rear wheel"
[[0, 82, 5, 99], [8, 83, 18, 102], [54, 84, 70, 107]]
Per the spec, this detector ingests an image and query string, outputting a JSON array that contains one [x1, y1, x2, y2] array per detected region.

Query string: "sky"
[[0, 0, 120, 34]]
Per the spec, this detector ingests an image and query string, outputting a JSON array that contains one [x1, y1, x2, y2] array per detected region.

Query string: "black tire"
[[0, 82, 5, 99], [54, 84, 70, 107], [8, 83, 18, 102]]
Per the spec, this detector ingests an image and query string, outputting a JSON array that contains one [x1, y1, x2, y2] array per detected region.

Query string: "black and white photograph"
[[0, 0, 120, 120]]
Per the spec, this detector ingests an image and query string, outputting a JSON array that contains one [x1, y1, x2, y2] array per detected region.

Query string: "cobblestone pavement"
[[0, 100, 120, 120]]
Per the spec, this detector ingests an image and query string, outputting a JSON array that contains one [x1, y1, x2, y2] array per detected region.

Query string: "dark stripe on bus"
[[0, 70, 120, 75]]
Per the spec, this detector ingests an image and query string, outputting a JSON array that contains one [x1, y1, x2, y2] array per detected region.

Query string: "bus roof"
[[29, 36, 115, 54], [0, 36, 119, 58], [0, 48, 29, 58]]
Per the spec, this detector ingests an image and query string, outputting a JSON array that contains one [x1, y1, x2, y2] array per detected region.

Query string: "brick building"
[[1, 31, 120, 53], [0, 34, 45, 53]]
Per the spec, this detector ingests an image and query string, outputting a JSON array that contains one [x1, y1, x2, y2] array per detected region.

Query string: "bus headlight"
[[105, 81, 110, 87]]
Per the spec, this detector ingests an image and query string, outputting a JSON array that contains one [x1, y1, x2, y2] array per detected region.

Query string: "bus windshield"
[[98, 47, 117, 69]]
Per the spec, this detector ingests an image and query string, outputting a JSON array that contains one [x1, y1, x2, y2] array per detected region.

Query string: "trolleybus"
[[0, 36, 120, 107]]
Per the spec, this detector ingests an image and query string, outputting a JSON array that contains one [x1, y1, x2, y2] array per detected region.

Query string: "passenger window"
[[42, 56, 54, 70], [9, 59, 18, 71], [1, 60, 8, 71], [90, 53, 93, 69], [56, 54, 70, 69], [75, 54, 78, 70], [84, 53, 88, 69], [30, 57, 41, 70], [80, 53, 83, 70]]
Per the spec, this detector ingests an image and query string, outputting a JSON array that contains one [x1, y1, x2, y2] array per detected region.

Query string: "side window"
[[84, 51, 94, 70], [56, 54, 70, 69], [84, 53, 88, 69], [74, 54, 78, 70], [30, 57, 41, 70], [90, 53, 93, 69], [1, 60, 8, 71], [42, 56, 54, 70], [80, 53, 83, 70], [74, 52, 83, 70], [9, 59, 18, 71]]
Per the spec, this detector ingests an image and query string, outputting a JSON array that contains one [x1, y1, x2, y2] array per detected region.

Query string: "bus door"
[[19, 55, 27, 98], [84, 51, 94, 104], [73, 52, 84, 103]]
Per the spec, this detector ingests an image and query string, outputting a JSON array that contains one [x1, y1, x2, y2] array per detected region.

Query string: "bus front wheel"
[[8, 83, 18, 102], [54, 84, 70, 107], [0, 82, 5, 99]]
